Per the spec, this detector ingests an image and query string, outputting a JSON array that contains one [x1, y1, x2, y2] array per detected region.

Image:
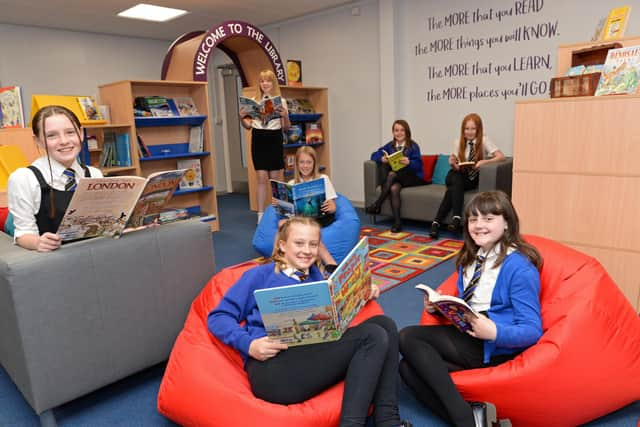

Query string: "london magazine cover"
[[415, 284, 478, 332], [56, 169, 186, 241], [254, 236, 372, 346], [270, 177, 326, 219]]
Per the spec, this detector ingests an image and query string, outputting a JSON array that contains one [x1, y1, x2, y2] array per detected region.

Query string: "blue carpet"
[[0, 193, 638, 426]]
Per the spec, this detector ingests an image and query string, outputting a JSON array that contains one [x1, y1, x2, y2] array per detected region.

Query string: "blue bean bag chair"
[[252, 194, 360, 263]]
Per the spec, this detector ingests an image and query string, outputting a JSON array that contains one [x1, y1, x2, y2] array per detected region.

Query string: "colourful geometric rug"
[[359, 226, 463, 293]]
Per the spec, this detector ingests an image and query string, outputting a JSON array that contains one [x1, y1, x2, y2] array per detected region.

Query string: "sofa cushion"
[[432, 154, 451, 185], [0, 207, 7, 232], [421, 155, 437, 184]]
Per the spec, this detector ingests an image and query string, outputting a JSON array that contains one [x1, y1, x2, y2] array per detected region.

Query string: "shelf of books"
[[245, 86, 330, 211], [98, 80, 219, 231]]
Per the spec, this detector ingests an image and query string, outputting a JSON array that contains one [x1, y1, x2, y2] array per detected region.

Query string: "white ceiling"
[[0, 0, 357, 41]]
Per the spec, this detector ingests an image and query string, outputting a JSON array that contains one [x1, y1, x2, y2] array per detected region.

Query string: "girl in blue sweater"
[[208, 216, 412, 427], [366, 120, 424, 232], [399, 191, 543, 427]]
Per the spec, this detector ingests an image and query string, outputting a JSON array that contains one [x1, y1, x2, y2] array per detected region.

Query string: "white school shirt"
[[452, 136, 500, 160], [463, 244, 514, 312], [288, 174, 337, 200], [251, 96, 288, 130], [7, 156, 103, 238]]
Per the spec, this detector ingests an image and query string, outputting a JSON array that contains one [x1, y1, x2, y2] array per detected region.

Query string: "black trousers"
[[399, 325, 516, 427], [434, 170, 478, 223], [246, 315, 401, 427]]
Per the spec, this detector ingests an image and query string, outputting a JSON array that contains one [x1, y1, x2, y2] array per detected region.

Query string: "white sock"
[[257, 212, 263, 224]]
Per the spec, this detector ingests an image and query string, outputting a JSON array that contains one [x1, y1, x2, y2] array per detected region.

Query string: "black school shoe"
[[470, 401, 497, 427], [429, 221, 440, 239], [447, 216, 462, 233], [399, 421, 413, 427], [365, 203, 381, 215]]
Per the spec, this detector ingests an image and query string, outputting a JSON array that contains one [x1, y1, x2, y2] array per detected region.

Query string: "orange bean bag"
[[158, 261, 385, 427], [419, 235, 640, 427]]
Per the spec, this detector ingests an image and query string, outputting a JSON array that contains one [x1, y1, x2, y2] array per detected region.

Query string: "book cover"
[[126, 169, 187, 228], [270, 177, 326, 218], [115, 133, 131, 167], [254, 236, 370, 346], [305, 123, 323, 144], [415, 284, 478, 333], [144, 96, 178, 117], [76, 96, 103, 121], [177, 158, 203, 190], [287, 59, 303, 87], [0, 86, 25, 128], [188, 125, 204, 152], [601, 6, 631, 40], [584, 64, 604, 74], [286, 98, 316, 114], [594, 45, 640, 96], [565, 65, 586, 76], [382, 149, 407, 172], [56, 170, 185, 241], [239, 95, 282, 126], [174, 97, 199, 116]]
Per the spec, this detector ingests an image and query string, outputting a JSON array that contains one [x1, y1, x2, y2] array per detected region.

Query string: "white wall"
[[0, 24, 169, 119]]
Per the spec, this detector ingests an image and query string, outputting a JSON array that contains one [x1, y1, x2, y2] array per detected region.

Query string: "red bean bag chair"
[[158, 261, 385, 427], [420, 235, 640, 427]]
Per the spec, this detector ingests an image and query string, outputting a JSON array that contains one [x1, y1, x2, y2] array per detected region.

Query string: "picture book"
[[56, 169, 186, 241], [594, 45, 640, 96], [382, 149, 407, 172], [601, 6, 631, 40], [584, 64, 604, 74], [174, 97, 199, 116], [287, 59, 303, 87], [239, 95, 282, 125], [177, 158, 203, 190], [305, 123, 323, 144], [76, 96, 103, 121], [270, 177, 326, 218], [415, 284, 478, 333], [254, 236, 371, 346], [0, 86, 25, 128], [565, 65, 586, 76]]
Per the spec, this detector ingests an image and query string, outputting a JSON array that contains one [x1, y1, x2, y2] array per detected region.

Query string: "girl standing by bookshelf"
[[208, 216, 412, 427], [429, 113, 504, 239], [399, 191, 542, 427], [240, 69, 290, 223], [366, 120, 424, 233], [7, 105, 102, 251]]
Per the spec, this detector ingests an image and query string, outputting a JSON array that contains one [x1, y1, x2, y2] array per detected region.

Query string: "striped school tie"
[[467, 141, 478, 181], [63, 168, 77, 191], [294, 270, 308, 281], [462, 255, 485, 302]]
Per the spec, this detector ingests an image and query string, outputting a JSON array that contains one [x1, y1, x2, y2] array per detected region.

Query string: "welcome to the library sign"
[[193, 20, 286, 85]]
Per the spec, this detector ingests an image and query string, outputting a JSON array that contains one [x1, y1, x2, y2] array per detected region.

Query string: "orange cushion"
[[421, 155, 437, 184], [158, 262, 385, 427], [420, 235, 640, 427]]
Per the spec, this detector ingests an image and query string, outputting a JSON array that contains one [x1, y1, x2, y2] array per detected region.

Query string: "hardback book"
[[76, 96, 103, 121], [594, 45, 640, 96], [174, 97, 199, 116], [176, 158, 203, 190], [601, 6, 631, 40], [239, 95, 282, 126], [270, 177, 326, 218], [188, 125, 204, 152], [382, 149, 407, 172], [415, 284, 478, 333], [305, 123, 323, 144], [254, 236, 372, 346], [0, 86, 25, 128], [286, 59, 303, 87], [56, 169, 186, 241]]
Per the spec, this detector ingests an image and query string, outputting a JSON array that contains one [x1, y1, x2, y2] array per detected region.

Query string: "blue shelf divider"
[[289, 113, 322, 122], [140, 143, 209, 161], [282, 141, 325, 149], [134, 115, 207, 128], [174, 185, 213, 196]]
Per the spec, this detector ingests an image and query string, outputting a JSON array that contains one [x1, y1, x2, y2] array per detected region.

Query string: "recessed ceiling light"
[[117, 3, 188, 22]]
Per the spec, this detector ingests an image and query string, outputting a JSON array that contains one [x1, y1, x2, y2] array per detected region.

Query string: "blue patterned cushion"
[[432, 154, 451, 185]]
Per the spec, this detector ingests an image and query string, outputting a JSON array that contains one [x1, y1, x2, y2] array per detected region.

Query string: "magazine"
[[76, 96, 103, 121], [594, 45, 640, 96], [254, 236, 372, 346], [174, 97, 199, 116], [382, 149, 407, 172], [56, 169, 186, 241], [239, 95, 282, 126], [0, 86, 25, 128], [415, 284, 478, 333], [270, 177, 326, 218]]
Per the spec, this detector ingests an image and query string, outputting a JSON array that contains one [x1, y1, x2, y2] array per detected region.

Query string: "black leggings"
[[375, 163, 424, 224], [399, 325, 516, 427], [434, 170, 478, 222], [246, 315, 401, 427]]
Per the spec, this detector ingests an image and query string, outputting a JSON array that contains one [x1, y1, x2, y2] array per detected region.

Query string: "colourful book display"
[[0, 86, 25, 128], [594, 45, 640, 96], [601, 6, 632, 40]]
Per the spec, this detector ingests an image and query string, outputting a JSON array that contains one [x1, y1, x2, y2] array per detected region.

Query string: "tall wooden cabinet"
[[245, 86, 330, 211], [99, 80, 219, 231], [512, 39, 640, 310]]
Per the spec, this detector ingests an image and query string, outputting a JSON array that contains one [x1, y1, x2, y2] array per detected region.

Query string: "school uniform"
[[250, 97, 288, 171]]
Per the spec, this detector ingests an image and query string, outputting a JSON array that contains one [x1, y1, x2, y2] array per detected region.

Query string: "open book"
[[56, 170, 186, 241], [416, 284, 478, 332], [254, 236, 371, 346], [382, 149, 406, 172], [239, 95, 282, 126], [270, 177, 326, 219]]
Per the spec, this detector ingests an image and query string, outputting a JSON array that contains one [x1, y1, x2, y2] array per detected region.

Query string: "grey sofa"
[[363, 157, 513, 225], [0, 219, 215, 426]]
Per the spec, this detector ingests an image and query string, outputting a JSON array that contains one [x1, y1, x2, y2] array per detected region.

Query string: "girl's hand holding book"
[[466, 313, 497, 341], [249, 336, 288, 361]]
